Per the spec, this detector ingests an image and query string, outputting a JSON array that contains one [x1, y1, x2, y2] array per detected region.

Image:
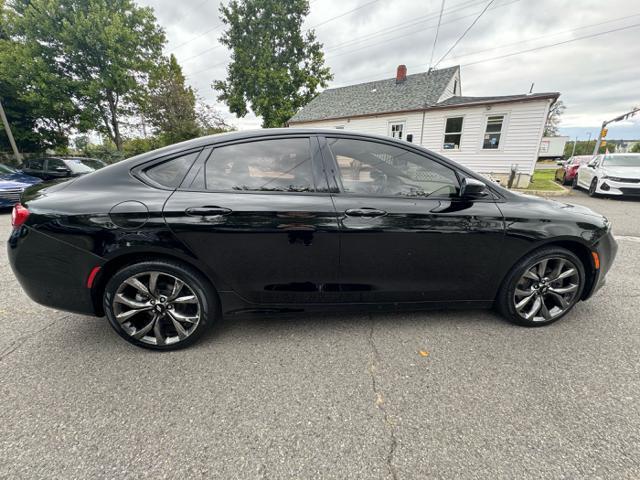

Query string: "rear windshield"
[[603, 155, 640, 167], [65, 159, 100, 173]]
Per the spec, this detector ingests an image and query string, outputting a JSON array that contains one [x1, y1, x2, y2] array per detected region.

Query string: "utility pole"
[[0, 98, 23, 163], [593, 106, 640, 156], [586, 131, 592, 153], [570, 136, 578, 157]]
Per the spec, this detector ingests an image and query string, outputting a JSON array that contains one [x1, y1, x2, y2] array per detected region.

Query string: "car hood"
[[0, 172, 42, 186], [511, 191, 606, 220], [602, 166, 640, 178]]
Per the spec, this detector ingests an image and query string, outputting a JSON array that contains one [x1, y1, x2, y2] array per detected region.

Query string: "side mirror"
[[55, 166, 71, 175], [460, 177, 488, 198]]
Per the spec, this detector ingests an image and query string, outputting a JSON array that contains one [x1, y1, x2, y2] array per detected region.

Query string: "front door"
[[321, 136, 505, 303], [163, 136, 340, 305]]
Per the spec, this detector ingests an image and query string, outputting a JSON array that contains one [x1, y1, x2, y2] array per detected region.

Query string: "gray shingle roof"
[[433, 92, 559, 108], [288, 66, 459, 123]]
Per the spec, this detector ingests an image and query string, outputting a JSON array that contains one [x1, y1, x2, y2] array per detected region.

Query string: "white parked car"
[[574, 153, 640, 197]]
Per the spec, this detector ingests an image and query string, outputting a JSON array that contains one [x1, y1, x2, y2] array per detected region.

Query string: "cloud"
[[138, 0, 640, 135]]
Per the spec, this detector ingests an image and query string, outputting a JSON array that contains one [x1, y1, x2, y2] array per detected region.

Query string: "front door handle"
[[185, 206, 232, 216], [345, 207, 387, 218]]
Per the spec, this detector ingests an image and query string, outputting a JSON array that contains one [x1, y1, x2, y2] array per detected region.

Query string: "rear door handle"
[[345, 207, 387, 218], [185, 206, 232, 216]]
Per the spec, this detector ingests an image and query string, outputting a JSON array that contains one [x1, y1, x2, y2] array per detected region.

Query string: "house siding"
[[290, 98, 553, 186], [437, 69, 461, 102]]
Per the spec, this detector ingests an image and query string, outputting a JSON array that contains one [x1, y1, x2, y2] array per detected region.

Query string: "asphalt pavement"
[[1, 191, 639, 479]]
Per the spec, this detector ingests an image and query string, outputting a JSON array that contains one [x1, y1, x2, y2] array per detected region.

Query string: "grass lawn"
[[525, 169, 565, 191]]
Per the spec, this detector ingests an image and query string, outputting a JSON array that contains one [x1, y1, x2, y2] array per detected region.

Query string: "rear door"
[[23, 158, 45, 179], [320, 135, 505, 303], [579, 155, 599, 187], [45, 158, 71, 179], [162, 135, 340, 305]]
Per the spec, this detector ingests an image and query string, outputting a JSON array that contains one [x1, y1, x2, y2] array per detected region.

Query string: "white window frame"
[[442, 115, 464, 151], [481, 113, 508, 151], [388, 120, 406, 140]]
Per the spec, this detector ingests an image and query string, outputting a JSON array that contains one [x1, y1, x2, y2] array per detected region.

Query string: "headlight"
[[603, 176, 623, 182]]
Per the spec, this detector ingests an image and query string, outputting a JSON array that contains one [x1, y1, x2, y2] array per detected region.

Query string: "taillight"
[[11, 203, 30, 228]]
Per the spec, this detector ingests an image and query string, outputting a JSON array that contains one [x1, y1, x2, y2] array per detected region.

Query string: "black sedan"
[[8, 129, 617, 350], [21, 156, 106, 180]]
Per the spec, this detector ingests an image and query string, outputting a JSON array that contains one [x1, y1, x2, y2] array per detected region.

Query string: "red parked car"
[[555, 155, 592, 185]]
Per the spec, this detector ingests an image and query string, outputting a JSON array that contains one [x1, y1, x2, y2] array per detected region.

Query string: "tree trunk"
[[106, 90, 123, 151]]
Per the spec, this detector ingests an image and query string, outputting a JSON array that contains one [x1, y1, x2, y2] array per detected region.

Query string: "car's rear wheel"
[[103, 260, 217, 350], [496, 247, 585, 327], [588, 178, 599, 197]]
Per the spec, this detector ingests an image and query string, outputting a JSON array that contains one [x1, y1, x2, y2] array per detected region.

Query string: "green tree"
[[144, 54, 201, 145], [9, 0, 166, 151], [213, 0, 332, 127], [564, 140, 616, 157], [631, 142, 640, 153], [0, 0, 75, 152]]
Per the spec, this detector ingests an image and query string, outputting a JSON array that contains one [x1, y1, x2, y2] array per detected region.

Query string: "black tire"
[[103, 260, 217, 350], [572, 175, 579, 189], [560, 172, 568, 185], [588, 178, 599, 197], [496, 246, 586, 327]]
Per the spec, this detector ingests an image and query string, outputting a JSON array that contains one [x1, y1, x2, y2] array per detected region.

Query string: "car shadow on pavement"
[[55, 307, 508, 353]]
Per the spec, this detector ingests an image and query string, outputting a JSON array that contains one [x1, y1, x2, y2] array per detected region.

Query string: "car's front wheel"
[[588, 178, 599, 197], [103, 260, 217, 350], [496, 247, 585, 327]]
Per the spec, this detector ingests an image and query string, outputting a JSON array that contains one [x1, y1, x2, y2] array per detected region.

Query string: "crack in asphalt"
[[367, 320, 399, 480], [0, 315, 67, 362]]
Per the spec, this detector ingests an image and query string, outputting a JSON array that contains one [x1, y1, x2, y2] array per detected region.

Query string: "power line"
[[428, 0, 446, 70], [186, 60, 228, 77], [330, 21, 639, 87], [308, 0, 381, 29], [323, 0, 483, 52], [168, 23, 225, 53], [448, 12, 640, 61], [432, 0, 496, 69], [457, 22, 640, 67], [325, 0, 521, 61], [173, 0, 384, 68]]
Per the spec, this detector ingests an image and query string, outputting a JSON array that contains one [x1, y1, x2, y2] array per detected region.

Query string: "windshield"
[[65, 159, 101, 173], [603, 155, 640, 167], [0, 164, 17, 174], [79, 159, 105, 170]]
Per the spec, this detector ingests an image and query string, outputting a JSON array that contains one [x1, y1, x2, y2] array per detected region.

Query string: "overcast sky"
[[139, 0, 640, 139]]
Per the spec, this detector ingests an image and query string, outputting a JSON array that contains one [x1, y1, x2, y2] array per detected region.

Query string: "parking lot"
[[1, 190, 639, 479]]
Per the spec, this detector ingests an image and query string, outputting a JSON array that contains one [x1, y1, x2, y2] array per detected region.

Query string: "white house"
[[288, 65, 559, 187]]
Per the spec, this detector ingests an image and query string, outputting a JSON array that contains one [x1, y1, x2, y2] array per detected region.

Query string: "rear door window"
[[204, 138, 316, 192]]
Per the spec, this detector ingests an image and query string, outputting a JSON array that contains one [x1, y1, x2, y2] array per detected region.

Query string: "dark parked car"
[[22, 156, 106, 180], [8, 129, 617, 350], [0, 163, 42, 208], [554, 155, 592, 185]]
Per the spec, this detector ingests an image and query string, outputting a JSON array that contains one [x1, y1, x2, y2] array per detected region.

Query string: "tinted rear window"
[[145, 151, 200, 188]]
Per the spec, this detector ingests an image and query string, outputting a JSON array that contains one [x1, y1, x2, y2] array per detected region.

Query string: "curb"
[[512, 184, 570, 197]]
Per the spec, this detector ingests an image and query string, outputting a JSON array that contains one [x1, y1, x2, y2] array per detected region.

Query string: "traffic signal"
[[601, 128, 608, 138]]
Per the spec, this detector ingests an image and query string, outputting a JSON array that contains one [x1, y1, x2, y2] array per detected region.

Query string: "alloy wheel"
[[112, 271, 201, 346], [513, 257, 580, 322]]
